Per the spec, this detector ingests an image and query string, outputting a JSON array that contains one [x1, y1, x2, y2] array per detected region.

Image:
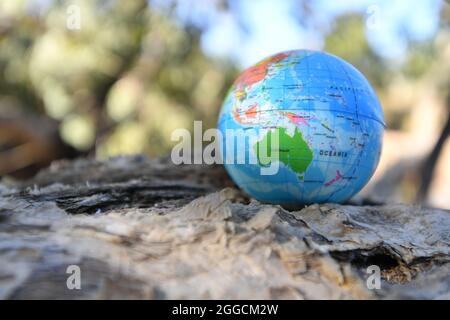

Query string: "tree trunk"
[[0, 155, 449, 299], [416, 105, 450, 203]]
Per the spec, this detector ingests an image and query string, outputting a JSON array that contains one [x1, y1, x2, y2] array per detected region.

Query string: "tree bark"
[[0, 156, 449, 299]]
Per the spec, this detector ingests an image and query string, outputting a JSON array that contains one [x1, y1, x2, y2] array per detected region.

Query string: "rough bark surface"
[[0, 156, 449, 299]]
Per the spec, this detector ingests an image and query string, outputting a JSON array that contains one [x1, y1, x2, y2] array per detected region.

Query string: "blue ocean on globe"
[[217, 50, 385, 206]]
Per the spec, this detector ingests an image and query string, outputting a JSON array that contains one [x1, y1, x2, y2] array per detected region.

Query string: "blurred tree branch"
[[91, 0, 148, 150], [416, 91, 450, 203], [0, 117, 77, 178]]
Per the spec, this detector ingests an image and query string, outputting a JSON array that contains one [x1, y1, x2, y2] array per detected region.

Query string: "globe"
[[217, 50, 385, 206]]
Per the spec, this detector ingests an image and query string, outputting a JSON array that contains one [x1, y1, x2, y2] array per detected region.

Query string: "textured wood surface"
[[0, 156, 449, 299]]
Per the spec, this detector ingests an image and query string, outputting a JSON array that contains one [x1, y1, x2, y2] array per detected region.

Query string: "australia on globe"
[[217, 50, 385, 206]]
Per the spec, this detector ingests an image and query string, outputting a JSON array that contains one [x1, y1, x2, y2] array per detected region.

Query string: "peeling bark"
[[0, 156, 449, 299]]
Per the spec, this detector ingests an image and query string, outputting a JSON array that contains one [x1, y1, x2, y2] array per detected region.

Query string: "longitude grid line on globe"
[[327, 58, 366, 202], [304, 58, 316, 201], [282, 63, 292, 200], [312, 56, 333, 200]]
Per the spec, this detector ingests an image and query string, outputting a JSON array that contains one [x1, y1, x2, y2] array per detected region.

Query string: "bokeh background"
[[1, 0, 449, 208]]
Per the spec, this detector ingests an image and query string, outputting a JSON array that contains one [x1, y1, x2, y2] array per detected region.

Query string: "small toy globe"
[[217, 50, 384, 206]]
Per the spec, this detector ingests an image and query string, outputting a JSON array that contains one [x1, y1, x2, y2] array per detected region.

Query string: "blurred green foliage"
[[0, 0, 449, 165], [324, 14, 390, 88], [0, 0, 237, 159]]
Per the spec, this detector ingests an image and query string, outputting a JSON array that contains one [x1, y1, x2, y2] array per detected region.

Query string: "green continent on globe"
[[254, 127, 313, 176]]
